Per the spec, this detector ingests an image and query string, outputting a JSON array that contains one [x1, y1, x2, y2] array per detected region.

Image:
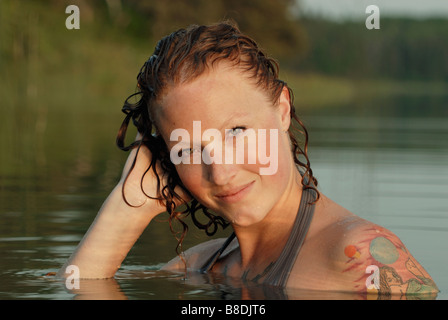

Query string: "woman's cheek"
[[176, 165, 206, 200]]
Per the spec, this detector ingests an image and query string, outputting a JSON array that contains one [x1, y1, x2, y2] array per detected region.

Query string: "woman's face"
[[155, 63, 296, 227]]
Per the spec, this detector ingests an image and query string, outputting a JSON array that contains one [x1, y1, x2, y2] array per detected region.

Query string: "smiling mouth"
[[215, 181, 255, 203]]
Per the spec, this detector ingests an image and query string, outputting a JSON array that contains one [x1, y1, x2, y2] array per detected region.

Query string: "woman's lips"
[[215, 181, 255, 203]]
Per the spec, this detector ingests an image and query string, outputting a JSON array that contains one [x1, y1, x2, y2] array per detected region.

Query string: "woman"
[[58, 22, 438, 298]]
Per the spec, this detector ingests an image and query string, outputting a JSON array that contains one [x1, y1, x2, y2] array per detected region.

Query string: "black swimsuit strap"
[[263, 187, 316, 286], [199, 187, 316, 287], [200, 232, 236, 274]]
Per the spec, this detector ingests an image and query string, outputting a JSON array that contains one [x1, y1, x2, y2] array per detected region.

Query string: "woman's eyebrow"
[[219, 112, 250, 130], [166, 111, 251, 149]]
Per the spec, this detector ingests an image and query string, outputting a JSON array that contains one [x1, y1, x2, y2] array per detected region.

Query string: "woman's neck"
[[232, 166, 304, 269]]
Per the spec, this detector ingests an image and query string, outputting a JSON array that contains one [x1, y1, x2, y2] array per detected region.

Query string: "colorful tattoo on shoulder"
[[342, 226, 439, 299]]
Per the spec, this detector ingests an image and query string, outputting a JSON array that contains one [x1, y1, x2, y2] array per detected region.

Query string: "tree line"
[[102, 1, 448, 81], [4, 0, 447, 81], [291, 17, 448, 81]]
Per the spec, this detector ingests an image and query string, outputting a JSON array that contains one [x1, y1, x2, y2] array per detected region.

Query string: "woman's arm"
[[329, 219, 439, 298], [57, 144, 167, 279]]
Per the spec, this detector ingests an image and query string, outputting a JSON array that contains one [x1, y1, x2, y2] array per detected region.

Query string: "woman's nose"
[[207, 162, 237, 186], [201, 139, 238, 185]]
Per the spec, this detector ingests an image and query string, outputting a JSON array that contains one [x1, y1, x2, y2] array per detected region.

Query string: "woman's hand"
[[120, 138, 191, 216], [118, 143, 167, 217], [57, 136, 189, 279]]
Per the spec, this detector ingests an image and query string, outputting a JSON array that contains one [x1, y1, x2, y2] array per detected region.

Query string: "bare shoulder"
[[327, 216, 439, 297], [161, 236, 238, 272]]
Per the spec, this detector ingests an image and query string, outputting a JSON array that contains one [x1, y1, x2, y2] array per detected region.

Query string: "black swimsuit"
[[200, 187, 317, 287]]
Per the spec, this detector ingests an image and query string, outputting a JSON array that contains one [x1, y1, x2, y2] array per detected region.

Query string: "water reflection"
[[51, 269, 438, 300], [0, 93, 447, 299]]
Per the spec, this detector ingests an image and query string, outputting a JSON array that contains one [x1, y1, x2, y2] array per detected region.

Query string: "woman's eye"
[[178, 147, 198, 158], [228, 127, 246, 137]]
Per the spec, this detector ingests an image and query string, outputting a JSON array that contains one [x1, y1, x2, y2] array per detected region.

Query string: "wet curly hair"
[[116, 21, 319, 258]]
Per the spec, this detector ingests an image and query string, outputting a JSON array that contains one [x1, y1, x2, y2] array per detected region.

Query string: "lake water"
[[0, 94, 447, 300]]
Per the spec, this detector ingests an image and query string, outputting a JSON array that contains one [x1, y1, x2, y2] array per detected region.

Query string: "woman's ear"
[[278, 86, 291, 132]]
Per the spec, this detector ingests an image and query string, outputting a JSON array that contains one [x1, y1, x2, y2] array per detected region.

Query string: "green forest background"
[[0, 2, 447, 289], [1, 0, 447, 190]]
